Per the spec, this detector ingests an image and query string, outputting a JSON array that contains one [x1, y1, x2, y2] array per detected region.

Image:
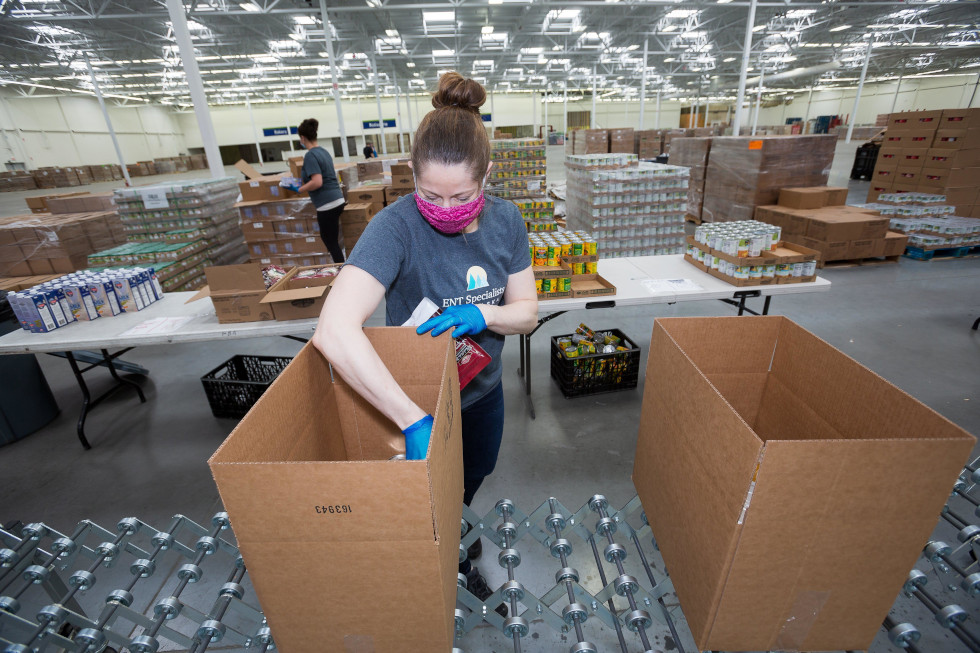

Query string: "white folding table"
[[517, 255, 832, 417], [0, 293, 318, 449]]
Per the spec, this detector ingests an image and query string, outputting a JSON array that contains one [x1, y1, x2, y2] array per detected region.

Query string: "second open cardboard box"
[[634, 317, 975, 652], [260, 264, 341, 321]]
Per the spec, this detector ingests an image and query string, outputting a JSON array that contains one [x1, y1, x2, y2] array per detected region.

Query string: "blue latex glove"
[[402, 414, 433, 460], [417, 305, 487, 338], [285, 182, 302, 192]]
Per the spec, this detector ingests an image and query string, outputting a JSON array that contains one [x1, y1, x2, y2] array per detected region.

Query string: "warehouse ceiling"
[[0, 0, 978, 109]]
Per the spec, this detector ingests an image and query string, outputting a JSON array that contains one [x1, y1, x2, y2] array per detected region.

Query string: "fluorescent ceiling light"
[[627, 45, 639, 51], [666, 9, 698, 18], [660, 25, 678, 33], [489, 0, 503, 4], [423, 11, 454, 22], [786, 9, 816, 18], [664, 57, 676, 62], [752, 24, 766, 32], [406, 62, 415, 67], [432, 49, 455, 56], [482, 25, 494, 34], [521, 47, 544, 54], [386, 29, 399, 37], [716, 0, 732, 3], [723, 57, 736, 62], [294, 16, 316, 25], [239, 2, 260, 11]]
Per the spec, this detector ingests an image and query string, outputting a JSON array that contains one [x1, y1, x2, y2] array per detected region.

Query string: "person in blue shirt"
[[313, 72, 537, 614], [295, 118, 346, 263]]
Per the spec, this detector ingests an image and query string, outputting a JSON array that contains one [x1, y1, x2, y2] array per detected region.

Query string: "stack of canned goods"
[[877, 192, 947, 205], [693, 221, 783, 258], [7, 267, 164, 333], [528, 231, 599, 267]]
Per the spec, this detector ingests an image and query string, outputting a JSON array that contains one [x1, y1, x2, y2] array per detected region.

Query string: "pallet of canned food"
[[685, 220, 819, 286], [564, 154, 688, 258], [488, 138, 547, 200], [872, 192, 980, 260], [529, 230, 616, 300], [550, 323, 641, 398]]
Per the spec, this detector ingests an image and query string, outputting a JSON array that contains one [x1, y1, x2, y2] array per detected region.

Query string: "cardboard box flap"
[[633, 320, 765, 645], [204, 263, 267, 294], [185, 285, 211, 303], [259, 285, 328, 304], [234, 159, 264, 180], [711, 437, 974, 651]]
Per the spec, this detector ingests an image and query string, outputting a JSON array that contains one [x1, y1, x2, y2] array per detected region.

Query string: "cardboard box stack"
[[685, 220, 819, 285], [487, 138, 547, 200], [515, 198, 557, 232], [0, 171, 37, 192], [634, 130, 663, 159], [111, 178, 246, 291], [239, 199, 321, 267], [635, 316, 975, 652], [0, 210, 126, 277], [701, 135, 837, 223], [31, 167, 81, 189], [528, 230, 615, 300], [565, 153, 688, 257], [608, 128, 635, 154], [669, 137, 712, 222], [340, 201, 382, 252], [874, 192, 980, 252], [208, 330, 464, 652], [869, 108, 980, 214], [24, 191, 89, 214], [153, 159, 178, 175], [754, 186, 897, 264]]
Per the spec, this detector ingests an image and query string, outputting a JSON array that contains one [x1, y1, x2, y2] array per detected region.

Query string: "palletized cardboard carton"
[[208, 331, 463, 653], [824, 187, 848, 206], [884, 231, 909, 256], [259, 264, 339, 321], [633, 317, 975, 652], [239, 177, 300, 203], [385, 187, 413, 204], [777, 187, 826, 210], [348, 184, 388, 205]]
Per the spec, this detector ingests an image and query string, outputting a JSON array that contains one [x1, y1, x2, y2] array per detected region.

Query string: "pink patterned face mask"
[[414, 180, 486, 234]]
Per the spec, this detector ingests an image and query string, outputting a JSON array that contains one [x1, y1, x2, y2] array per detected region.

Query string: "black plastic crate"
[[550, 329, 641, 398], [201, 355, 293, 419]]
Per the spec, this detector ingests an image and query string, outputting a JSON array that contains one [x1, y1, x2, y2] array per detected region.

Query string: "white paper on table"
[[641, 278, 704, 294], [119, 316, 193, 337]]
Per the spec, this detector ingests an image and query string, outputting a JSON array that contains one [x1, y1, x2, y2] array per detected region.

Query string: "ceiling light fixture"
[[482, 25, 494, 34]]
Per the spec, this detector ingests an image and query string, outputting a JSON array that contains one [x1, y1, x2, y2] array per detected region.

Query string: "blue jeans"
[[459, 382, 505, 574]]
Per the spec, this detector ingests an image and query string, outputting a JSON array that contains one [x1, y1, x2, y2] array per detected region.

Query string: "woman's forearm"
[[312, 324, 427, 430], [480, 299, 538, 336]]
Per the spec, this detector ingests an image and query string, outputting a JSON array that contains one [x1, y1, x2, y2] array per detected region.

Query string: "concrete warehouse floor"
[[1, 144, 979, 653]]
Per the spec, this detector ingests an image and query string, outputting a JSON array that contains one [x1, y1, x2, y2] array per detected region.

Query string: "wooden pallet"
[[684, 213, 703, 225], [903, 245, 980, 261], [817, 255, 901, 269]]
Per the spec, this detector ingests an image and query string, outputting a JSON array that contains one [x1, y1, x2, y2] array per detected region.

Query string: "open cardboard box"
[[187, 263, 273, 324], [260, 264, 340, 321], [571, 275, 616, 298], [209, 330, 463, 652], [633, 317, 975, 652]]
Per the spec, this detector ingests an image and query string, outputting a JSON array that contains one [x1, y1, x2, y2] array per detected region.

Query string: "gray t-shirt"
[[301, 146, 344, 209], [346, 193, 532, 409]]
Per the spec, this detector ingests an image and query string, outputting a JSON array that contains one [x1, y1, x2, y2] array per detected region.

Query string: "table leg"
[[62, 349, 149, 450], [101, 349, 146, 404], [973, 317, 979, 331], [64, 351, 94, 451], [516, 333, 537, 420], [763, 296, 772, 315]]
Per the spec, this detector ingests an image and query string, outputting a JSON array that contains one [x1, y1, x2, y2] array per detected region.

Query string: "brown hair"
[[411, 72, 490, 184], [297, 118, 318, 142]]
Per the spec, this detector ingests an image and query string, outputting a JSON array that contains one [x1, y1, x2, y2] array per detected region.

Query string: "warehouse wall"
[[749, 73, 980, 128], [0, 91, 186, 170]]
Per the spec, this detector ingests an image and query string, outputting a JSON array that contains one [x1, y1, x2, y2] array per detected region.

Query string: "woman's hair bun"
[[431, 72, 486, 114]]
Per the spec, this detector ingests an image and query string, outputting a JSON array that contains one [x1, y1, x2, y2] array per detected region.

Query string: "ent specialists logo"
[[466, 265, 489, 291]]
